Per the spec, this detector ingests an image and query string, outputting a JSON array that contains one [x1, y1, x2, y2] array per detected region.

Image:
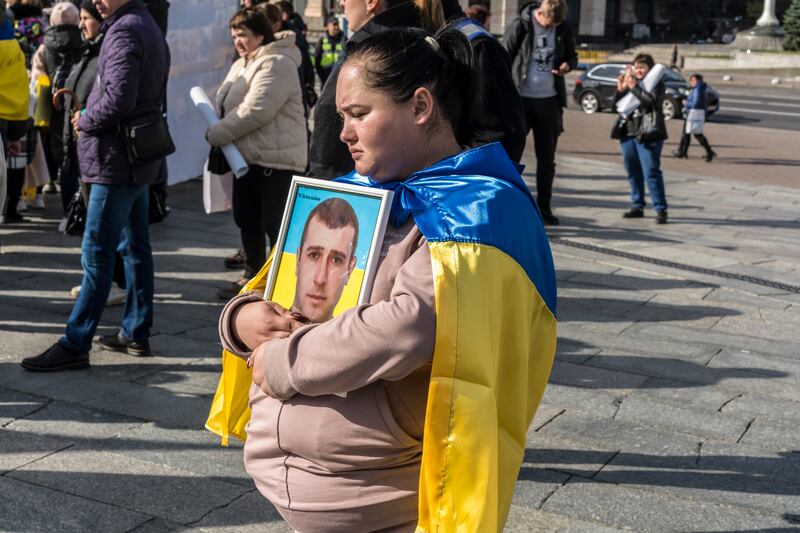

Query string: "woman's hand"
[[251, 341, 277, 396], [232, 300, 295, 351], [624, 66, 637, 90], [616, 72, 626, 93]]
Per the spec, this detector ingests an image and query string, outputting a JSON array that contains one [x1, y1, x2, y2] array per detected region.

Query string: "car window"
[[591, 65, 624, 80], [662, 70, 686, 83]]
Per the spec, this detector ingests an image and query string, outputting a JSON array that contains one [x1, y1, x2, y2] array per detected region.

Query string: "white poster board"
[[165, 0, 236, 185]]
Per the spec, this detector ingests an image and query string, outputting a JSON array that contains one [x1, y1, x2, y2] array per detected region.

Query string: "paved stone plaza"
[[1, 150, 799, 531]]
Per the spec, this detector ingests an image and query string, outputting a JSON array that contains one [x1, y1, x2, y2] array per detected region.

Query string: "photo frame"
[[263, 176, 394, 324]]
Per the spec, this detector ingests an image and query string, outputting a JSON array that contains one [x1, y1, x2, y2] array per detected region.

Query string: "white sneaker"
[[16, 199, 27, 212], [70, 284, 127, 306], [31, 196, 45, 209], [106, 286, 126, 306]]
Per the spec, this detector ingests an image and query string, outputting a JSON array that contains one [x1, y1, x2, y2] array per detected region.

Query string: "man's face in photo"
[[293, 215, 357, 322]]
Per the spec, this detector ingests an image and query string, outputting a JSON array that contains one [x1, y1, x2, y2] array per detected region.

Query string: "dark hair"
[[345, 27, 474, 145], [690, 73, 703, 82], [274, 0, 294, 16], [256, 3, 282, 27], [300, 198, 359, 258], [79, 0, 101, 22], [229, 8, 274, 44], [465, 4, 490, 25], [632, 53, 655, 69]]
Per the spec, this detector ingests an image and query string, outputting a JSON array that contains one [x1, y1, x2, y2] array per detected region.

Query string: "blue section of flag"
[[336, 142, 557, 316]]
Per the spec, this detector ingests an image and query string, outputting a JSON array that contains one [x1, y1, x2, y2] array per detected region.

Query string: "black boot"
[[672, 133, 690, 158], [695, 134, 716, 162]]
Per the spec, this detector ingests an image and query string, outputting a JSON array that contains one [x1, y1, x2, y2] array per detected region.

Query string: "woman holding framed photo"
[[214, 28, 557, 532], [206, 8, 308, 299]]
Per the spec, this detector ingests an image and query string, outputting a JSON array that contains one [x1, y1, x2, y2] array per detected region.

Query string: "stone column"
[[733, 0, 784, 50], [578, 0, 606, 37], [303, 0, 325, 31], [756, 0, 779, 26], [492, 0, 519, 36]]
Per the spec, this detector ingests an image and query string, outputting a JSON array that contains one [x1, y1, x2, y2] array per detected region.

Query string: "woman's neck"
[[415, 132, 462, 174]]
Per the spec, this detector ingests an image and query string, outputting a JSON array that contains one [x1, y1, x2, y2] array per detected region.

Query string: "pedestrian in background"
[[673, 73, 716, 162], [314, 15, 343, 88], [61, 0, 127, 307], [21, 0, 169, 371], [206, 8, 307, 300], [504, 0, 578, 225], [30, 1, 82, 214], [614, 54, 669, 224]]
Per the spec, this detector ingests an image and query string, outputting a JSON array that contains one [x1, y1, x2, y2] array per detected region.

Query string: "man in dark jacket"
[[504, 0, 577, 225], [22, 0, 169, 371]]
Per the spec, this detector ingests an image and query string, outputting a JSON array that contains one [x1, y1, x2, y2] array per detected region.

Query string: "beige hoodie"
[[219, 220, 436, 528], [206, 30, 307, 172]]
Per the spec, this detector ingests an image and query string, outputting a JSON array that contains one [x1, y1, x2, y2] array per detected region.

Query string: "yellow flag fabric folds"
[[416, 243, 556, 532], [205, 256, 272, 446]]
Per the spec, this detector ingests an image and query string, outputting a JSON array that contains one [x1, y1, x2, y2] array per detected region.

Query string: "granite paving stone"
[[191, 490, 290, 532], [540, 479, 797, 532], [4, 400, 144, 441], [79, 382, 212, 428], [0, 476, 150, 532], [0, 427, 72, 473], [504, 507, 625, 533], [0, 388, 47, 426], [95, 422, 251, 487], [613, 395, 752, 441], [8, 448, 250, 524]]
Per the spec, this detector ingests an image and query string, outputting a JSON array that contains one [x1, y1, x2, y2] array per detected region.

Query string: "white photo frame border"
[[263, 176, 394, 311]]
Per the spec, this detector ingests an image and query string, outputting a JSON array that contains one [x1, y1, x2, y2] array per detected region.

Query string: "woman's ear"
[[411, 87, 435, 126]]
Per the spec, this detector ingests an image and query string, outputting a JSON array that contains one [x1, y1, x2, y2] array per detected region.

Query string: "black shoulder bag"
[[118, 61, 175, 167]]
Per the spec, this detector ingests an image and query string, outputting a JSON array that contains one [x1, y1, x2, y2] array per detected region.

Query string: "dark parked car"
[[572, 63, 719, 120]]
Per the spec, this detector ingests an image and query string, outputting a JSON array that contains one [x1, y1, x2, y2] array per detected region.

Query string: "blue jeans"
[[620, 137, 668, 212], [60, 183, 154, 354]]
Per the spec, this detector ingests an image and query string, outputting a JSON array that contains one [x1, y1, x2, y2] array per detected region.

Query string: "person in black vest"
[[503, 0, 577, 225], [314, 16, 343, 87]]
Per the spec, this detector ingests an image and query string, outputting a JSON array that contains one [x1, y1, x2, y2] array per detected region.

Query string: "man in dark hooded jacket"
[[22, 0, 169, 371]]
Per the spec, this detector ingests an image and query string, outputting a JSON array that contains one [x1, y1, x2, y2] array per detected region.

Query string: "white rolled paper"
[[190, 86, 249, 178], [615, 63, 667, 117]]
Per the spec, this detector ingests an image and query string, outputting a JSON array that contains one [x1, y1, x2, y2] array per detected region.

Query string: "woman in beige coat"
[[206, 8, 308, 298]]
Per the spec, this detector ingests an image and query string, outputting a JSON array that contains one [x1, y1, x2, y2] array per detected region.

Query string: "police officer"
[[314, 16, 343, 88]]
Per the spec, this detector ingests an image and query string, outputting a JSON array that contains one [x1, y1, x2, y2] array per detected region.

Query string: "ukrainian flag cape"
[[0, 18, 30, 122], [206, 143, 557, 531]]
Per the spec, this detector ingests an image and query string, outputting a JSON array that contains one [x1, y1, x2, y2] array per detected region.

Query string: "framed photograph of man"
[[263, 177, 394, 323]]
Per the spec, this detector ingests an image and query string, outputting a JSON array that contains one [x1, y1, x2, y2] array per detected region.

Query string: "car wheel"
[[662, 98, 678, 121], [580, 92, 600, 114]]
